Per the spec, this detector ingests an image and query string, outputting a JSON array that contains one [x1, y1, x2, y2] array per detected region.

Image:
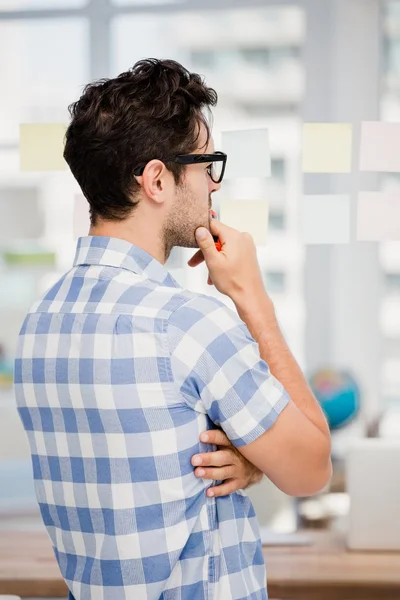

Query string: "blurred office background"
[[0, 0, 399, 533]]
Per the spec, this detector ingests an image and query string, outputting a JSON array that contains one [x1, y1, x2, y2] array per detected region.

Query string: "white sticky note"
[[302, 123, 353, 173], [221, 129, 271, 180], [220, 199, 269, 245], [20, 123, 67, 172], [357, 192, 400, 241], [73, 194, 90, 239], [301, 195, 351, 244], [360, 122, 400, 172]]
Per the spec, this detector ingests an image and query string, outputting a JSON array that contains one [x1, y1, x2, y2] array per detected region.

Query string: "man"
[[14, 58, 332, 599]]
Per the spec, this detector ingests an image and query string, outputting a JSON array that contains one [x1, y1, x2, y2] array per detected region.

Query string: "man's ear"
[[139, 159, 169, 203]]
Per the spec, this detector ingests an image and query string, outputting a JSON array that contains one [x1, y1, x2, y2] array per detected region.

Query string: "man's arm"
[[234, 290, 332, 497]]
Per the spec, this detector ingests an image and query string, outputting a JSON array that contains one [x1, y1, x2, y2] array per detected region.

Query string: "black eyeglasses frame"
[[133, 151, 227, 184]]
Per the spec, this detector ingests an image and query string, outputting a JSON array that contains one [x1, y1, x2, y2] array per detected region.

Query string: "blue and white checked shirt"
[[15, 236, 290, 600]]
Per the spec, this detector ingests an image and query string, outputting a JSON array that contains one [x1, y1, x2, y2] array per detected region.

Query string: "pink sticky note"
[[357, 191, 400, 241], [360, 122, 400, 172]]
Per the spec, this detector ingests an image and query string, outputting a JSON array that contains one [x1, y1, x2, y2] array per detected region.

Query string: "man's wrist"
[[232, 288, 275, 323], [232, 289, 280, 348]]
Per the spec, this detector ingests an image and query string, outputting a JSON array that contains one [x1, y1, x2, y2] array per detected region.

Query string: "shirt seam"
[[163, 308, 216, 599]]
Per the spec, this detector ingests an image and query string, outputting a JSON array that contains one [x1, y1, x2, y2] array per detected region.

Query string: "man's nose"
[[210, 179, 222, 194]]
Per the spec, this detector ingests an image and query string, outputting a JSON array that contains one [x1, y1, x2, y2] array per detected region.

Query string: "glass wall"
[[0, 0, 396, 527], [0, 0, 306, 525], [380, 0, 400, 408], [0, 7, 90, 511], [111, 5, 306, 362]]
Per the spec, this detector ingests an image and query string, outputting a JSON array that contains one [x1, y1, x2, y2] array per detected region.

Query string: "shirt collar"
[[73, 236, 181, 288]]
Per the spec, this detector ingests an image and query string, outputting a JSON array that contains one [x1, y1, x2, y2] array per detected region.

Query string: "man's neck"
[[89, 220, 166, 264]]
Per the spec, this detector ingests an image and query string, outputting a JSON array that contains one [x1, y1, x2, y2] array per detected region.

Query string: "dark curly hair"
[[63, 58, 218, 225]]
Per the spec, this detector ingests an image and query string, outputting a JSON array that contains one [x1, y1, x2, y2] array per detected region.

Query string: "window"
[[112, 0, 183, 5], [382, 0, 400, 119], [269, 210, 286, 231], [0, 18, 89, 148], [0, 0, 87, 10], [240, 46, 300, 69], [0, 12, 89, 390], [111, 8, 305, 113], [191, 50, 215, 70], [385, 272, 400, 293], [271, 157, 286, 182], [0, 3, 305, 391], [111, 4, 305, 367], [264, 271, 286, 294]]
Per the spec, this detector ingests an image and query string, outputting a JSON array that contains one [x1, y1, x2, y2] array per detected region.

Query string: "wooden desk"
[[264, 530, 400, 600], [0, 528, 399, 598], [0, 530, 68, 598]]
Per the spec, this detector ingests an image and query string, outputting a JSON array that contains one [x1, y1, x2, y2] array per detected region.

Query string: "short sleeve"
[[167, 295, 290, 447]]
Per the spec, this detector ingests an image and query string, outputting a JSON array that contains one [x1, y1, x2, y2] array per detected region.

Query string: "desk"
[[264, 530, 400, 600], [0, 530, 68, 598], [0, 529, 399, 598]]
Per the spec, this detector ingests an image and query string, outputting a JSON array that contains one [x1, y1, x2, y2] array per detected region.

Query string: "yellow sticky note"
[[220, 199, 269, 245], [302, 123, 353, 173], [20, 123, 68, 172]]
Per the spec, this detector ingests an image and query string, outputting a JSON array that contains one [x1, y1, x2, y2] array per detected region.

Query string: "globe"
[[309, 369, 361, 431]]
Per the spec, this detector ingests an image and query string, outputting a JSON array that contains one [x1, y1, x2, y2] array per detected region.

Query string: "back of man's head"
[[63, 58, 218, 225]]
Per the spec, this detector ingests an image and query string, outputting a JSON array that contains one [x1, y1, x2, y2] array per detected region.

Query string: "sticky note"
[[73, 193, 90, 239], [301, 195, 351, 244], [381, 301, 400, 338], [220, 199, 269, 245], [357, 192, 400, 241], [360, 122, 400, 172], [302, 123, 353, 173], [20, 123, 67, 172], [221, 129, 271, 180]]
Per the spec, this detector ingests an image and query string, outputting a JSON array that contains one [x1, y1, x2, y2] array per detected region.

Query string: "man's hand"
[[191, 429, 263, 498]]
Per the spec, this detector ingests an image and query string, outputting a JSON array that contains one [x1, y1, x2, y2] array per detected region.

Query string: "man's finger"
[[192, 449, 235, 468], [200, 429, 231, 447], [187, 249, 205, 267], [194, 466, 235, 481], [206, 479, 238, 498]]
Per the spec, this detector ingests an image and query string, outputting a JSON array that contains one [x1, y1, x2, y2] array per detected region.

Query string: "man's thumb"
[[195, 227, 217, 261], [195, 227, 212, 245]]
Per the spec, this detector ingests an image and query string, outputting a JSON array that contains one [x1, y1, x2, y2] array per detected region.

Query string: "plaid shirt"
[[14, 236, 289, 600]]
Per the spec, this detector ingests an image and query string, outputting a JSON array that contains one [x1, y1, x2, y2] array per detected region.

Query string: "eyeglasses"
[[133, 151, 227, 184]]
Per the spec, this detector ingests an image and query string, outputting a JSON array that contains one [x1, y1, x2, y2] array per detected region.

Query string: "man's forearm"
[[234, 291, 330, 439]]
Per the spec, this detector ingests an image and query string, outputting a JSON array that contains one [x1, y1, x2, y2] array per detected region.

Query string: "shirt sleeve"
[[167, 294, 290, 448]]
